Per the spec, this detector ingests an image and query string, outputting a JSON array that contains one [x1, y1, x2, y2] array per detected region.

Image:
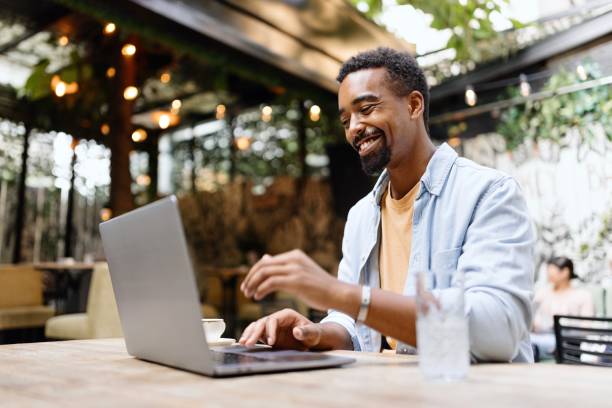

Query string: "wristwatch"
[[357, 285, 371, 323]]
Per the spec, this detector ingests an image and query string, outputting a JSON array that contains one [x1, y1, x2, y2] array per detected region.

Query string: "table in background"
[[34, 263, 94, 315], [0, 338, 609, 407]]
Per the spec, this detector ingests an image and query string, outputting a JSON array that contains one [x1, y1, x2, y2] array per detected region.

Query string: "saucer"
[[207, 337, 236, 347]]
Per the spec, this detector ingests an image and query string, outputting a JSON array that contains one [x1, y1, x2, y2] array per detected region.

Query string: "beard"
[[354, 127, 391, 176]]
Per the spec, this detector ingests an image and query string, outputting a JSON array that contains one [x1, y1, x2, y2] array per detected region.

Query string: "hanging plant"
[[497, 61, 612, 152]]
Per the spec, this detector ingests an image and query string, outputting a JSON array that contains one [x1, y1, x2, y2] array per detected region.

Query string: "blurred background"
[[0, 0, 610, 349]]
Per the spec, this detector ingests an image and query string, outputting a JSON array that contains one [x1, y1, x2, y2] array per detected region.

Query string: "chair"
[[554, 315, 612, 367], [45, 263, 123, 339], [585, 285, 605, 317], [606, 288, 612, 318], [0, 264, 55, 334]]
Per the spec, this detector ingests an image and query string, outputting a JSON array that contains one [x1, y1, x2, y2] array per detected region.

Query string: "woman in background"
[[531, 256, 595, 360]]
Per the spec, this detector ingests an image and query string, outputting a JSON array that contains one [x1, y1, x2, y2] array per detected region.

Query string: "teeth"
[[359, 137, 378, 152]]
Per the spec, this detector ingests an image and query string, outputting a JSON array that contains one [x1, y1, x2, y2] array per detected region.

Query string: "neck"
[[387, 133, 436, 199], [554, 281, 571, 291]]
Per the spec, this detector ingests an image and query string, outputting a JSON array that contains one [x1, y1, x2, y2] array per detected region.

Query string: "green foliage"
[[350, 0, 521, 61], [23, 60, 52, 101], [497, 62, 612, 151]]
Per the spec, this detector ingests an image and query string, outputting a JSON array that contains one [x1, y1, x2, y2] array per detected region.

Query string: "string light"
[[106, 67, 116, 78], [58, 36, 69, 46], [100, 207, 112, 221], [448, 136, 462, 147], [235, 136, 251, 151], [261, 105, 272, 122], [121, 44, 136, 56], [309, 104, 321, 122], [65, 82, 79, 94], [50, 74, 78, 96], [158, 113, 171, 129], [464, 85, 477, 106], [100, 123, 110, 135], [171, 99, 182, 114], [123, 86, 139, 100], [131, 129, 147, 142], [215, 104, 226, 120], [519, 74, 531, 97], [576, 64, 588, 81], [55, 81, 66, 97], [103, 23, 116, 35], [136, 174, 151, 186], [160, 71, 171, 83]]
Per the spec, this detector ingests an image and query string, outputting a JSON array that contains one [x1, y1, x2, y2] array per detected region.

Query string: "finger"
[[292, 323, 322, 348], [242, 251, 304, 292], [244, 265, 292, 298], [239, 322, 257, 345], [253, 275, 292, 301], [245, 318, 267, 347], [265, 316, 279, 345], [241, 255, 278, 293]]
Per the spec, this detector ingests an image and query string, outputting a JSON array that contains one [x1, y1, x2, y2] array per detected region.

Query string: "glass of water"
[[415, 269, 469, 381]]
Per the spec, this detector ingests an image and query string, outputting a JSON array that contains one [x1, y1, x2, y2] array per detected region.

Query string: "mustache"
[[352, 127, 384, 151]]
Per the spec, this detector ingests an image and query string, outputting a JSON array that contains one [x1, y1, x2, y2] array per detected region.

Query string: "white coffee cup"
[[202, 319, 226, 342]]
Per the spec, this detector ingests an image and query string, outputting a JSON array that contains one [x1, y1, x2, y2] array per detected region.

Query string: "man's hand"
[[238, 309, 322, 349], [240, 250, 340, 311]]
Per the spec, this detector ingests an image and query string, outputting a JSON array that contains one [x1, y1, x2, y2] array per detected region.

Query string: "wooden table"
[[34, 263, 95, 314], [0, 339, 609, 407]]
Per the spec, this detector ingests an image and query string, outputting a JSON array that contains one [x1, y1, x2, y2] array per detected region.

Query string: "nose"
[[347, 115, 365, 144]]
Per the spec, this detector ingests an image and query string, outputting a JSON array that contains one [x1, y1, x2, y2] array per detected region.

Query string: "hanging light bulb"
[[261, 105, 272, 122], [131, 129, 148, 142], [121, 44, 136, 56], [576, 64, 588, 81], [123, 86, 139, 100], [136, 174, 151, 186], [215, 104, 226, 120], [58, 35, 69, 46], [309, 104, 321, 122], [160, 71, 171, 83], [55, 81, 67, 97], [171, 99, 182, 114], [235, 136, 252, 151], [448, 136, 461, 148], [106, 67, 116, 78], [100, 207, 112, 221], [100, 123, 110, 135], [519, 74, 531, 97], [158, 113, 171, 129], [464, 85, 477, 107], [103, 22, 116, 35]]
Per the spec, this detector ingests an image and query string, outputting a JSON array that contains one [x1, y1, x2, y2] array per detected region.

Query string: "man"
[[239, 47, 535, 362]]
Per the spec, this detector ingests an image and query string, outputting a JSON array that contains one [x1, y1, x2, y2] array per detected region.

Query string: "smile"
[[357, 133, 383, 156]]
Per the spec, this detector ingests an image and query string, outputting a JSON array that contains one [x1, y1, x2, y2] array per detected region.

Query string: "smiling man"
[[239, 47, 535, 362]]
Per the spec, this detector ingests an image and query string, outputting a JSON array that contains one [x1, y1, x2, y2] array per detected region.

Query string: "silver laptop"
[[99, 196, 355, 377]]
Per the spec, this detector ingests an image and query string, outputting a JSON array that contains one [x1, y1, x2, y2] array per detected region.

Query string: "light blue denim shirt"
[[321, 143, 535, 363]]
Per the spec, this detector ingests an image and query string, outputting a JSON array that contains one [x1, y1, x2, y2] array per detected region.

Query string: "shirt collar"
[[370, 143, 458, 205]]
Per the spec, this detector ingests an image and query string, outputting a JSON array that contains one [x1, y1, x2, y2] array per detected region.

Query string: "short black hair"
[[548, 256, 577, 280], [336, 47, 430, 132]]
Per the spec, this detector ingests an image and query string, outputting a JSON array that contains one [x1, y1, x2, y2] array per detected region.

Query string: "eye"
[[360, 104, 375, 114], [340, 117, 350, 129]]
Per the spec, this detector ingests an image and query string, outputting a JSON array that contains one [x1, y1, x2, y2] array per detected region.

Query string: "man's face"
[[338, 68, 415, 176]]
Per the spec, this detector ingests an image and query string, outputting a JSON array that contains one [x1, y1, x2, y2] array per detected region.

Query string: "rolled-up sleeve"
[[320, 209, 362, 351], [458, 177, 535, 362]]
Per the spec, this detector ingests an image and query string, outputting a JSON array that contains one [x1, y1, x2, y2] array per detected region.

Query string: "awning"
[[128, 0, 415, 93]]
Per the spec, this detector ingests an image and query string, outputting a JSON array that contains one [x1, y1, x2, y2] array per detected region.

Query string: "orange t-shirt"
[[379, 182, 419, 349]]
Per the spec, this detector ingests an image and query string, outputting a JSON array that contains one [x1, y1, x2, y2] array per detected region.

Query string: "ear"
[[405, 91, 425, 120]]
